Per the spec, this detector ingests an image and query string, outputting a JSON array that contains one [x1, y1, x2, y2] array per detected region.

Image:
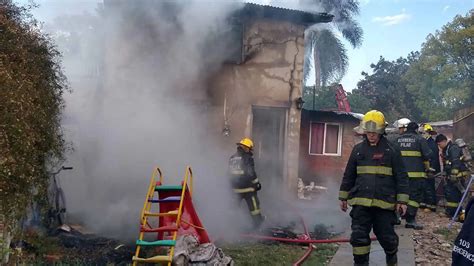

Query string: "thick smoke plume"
[[58, 0, 246, 240], [43, 0, 350, 241]]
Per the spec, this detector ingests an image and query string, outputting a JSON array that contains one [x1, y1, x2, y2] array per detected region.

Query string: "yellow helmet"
[[354, 110, 386, 134], [423, 123, 433, 132], [238, 138, 254, 149]]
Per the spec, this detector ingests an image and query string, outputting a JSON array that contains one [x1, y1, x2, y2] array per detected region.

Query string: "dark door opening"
[[252, 107, 287, 189]]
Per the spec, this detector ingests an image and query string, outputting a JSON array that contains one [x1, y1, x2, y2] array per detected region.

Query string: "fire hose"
[[240, 234, 378, 244], [293, 208, 312, 266], [239, 204, 377, 265]]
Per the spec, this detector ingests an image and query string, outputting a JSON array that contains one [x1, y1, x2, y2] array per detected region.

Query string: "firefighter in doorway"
[[228, 138, 264, 228], [339, 110, 409, 266]]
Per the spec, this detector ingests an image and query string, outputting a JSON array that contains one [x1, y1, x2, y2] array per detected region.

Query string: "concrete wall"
[[299, 111, 360, 186], [208, 18, 306, 193]]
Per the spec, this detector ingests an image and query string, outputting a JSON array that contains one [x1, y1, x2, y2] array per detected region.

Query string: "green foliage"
[[0, 0, 67, 232], [351, 55, 422, 122], [346, 91, 371, 114], [303, 0, 363, 87], [404, 11, 474, 121], [302, 85, 338, 110], [349, 10, 473, 122]]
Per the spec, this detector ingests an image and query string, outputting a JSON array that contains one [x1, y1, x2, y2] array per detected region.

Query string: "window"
[[309, 122, 343, 156]]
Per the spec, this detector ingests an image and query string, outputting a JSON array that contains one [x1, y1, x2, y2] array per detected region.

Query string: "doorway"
[[251, 106, 287, 189]]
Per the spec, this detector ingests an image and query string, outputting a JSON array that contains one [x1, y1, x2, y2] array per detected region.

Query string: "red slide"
[[155, 185, 210, 244]]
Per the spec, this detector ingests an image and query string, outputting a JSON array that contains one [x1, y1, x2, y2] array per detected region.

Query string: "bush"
[[0, 0, 68, 237]]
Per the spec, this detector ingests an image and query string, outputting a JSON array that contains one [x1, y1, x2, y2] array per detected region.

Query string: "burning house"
[[69, 1, 335, 238], [206, 4, 333, 193]]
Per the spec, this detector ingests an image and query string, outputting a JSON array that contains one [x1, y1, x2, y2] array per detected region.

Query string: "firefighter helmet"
[[354, 110, 387, 134], [393, 118, 411, 128], [423, 123, 434, 132], [237, 138, 254, 149]]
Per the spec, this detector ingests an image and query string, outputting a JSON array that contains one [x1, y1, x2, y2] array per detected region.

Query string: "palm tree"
[[302, 0, 363, 109]]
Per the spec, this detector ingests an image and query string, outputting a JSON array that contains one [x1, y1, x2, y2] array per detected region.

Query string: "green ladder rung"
[[136, 239, 176, 247], [155, 185, 183, 191]]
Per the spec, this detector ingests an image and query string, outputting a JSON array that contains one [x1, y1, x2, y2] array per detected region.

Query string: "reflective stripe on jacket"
[[339, 136, 410, 210], [229, 147, 258, 192], [396, 131, 433, 178], [444, 142, 469, 175]]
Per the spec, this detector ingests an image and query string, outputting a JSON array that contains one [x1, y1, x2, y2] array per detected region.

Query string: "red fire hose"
[[239, 203, 378, 266], [240, 234, 377, 244], [293, 210, 312, 266]]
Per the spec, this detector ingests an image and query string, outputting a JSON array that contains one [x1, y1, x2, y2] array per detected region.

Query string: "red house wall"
[[299, 110, 361, 185]]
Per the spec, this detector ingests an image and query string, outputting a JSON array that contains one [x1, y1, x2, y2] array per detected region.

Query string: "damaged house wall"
[[208, 18, 306, 194], [299, 110, 361, 186], [57, 1, 332, 239]]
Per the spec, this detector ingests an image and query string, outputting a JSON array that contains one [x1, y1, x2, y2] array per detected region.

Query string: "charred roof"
[[238, 3, 334, 26]]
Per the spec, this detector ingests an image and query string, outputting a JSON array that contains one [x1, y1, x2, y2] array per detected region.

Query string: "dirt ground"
[[413, 209, 462, 266]]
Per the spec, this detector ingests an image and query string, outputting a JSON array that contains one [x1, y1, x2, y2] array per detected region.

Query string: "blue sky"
[[339, 0, 473, 91], [19, 0, 473, 91]]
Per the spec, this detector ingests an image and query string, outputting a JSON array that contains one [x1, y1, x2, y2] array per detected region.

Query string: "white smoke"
[[53, 0, 247, 240], [40, 0, 350, 242]]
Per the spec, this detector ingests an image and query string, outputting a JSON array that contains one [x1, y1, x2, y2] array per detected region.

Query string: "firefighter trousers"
[[407, 178, 424, 219], [350, 205, 398, 265], [445, 180, 462, 217], [236, 191, 263, 228], [421, 177, 437, 210]]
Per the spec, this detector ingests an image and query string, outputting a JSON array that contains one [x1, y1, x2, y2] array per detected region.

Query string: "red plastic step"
[[140, 225, 178, 233]]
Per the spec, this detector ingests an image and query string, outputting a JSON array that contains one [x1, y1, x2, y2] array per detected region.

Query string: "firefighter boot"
[[386, 252, 397, 266], [405, 216, 423, 230], [353, 254, 369, 266]]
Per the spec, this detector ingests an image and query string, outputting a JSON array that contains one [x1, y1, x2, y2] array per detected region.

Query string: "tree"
[[326, 10, 472, 122], [347, 90, 371, 114], [302, 0, 363, 110], [404, 10, 473, 121], [351, 55, 421, 122], [0, 0, 67, 250], [302, 85, 338, 110]]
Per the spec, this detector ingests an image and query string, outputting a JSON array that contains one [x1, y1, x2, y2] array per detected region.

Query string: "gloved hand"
[[449, 174, 459, 182], [426, 167, 436, 173], [255, 182, 262, 191]]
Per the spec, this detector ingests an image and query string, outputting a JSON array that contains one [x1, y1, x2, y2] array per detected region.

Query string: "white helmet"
[[393, 118, 411, 128]]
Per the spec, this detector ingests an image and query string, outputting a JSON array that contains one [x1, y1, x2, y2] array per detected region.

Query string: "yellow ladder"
[[132, 167, 193, 265]]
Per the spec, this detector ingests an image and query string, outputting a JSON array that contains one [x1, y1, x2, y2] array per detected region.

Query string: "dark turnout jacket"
[[452, 198, 474, 265], [426, 136, 441, 173], [444, 141, 469, 176], [339, 136, 410, 210], [228, 147, 259, 193], [396, 130, 433, 178]]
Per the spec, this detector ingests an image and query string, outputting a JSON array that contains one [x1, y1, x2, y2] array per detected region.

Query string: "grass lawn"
[[221, 242, 338, 266]]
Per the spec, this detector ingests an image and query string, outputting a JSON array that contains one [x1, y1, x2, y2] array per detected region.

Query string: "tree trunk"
[[313, 48, 321, 110]]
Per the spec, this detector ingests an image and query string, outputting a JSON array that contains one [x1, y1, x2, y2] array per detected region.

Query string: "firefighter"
[[228, 138, 264, 228], [339, 110, 409, 266], [435, 134, 470, 218], [386, 118, 411, 145], [393, 118, 411, 134], [396, 122, 432, 229], [421, 123, 440, 212]]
